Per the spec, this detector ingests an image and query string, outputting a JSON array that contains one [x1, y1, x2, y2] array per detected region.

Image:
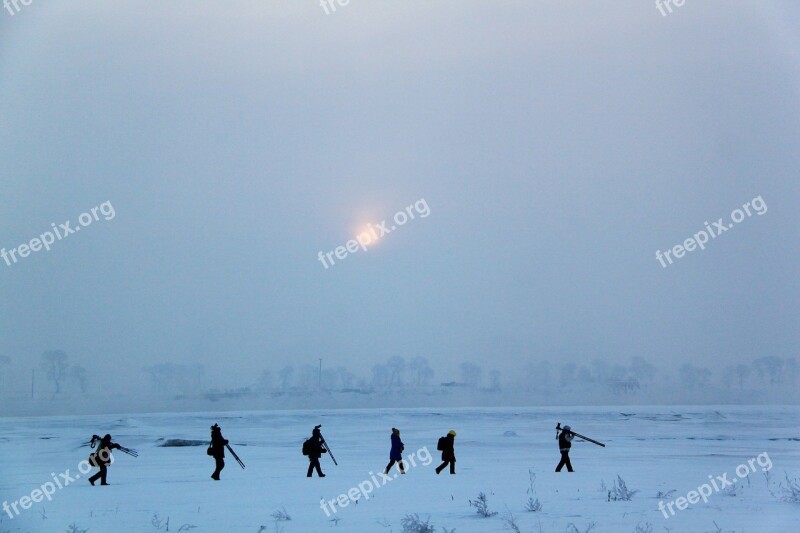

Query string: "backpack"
[[437, 436, 446, 451], [302, 439, 312, 456]]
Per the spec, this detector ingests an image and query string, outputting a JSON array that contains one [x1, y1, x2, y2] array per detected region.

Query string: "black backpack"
[[302, 439, 312, 456], [437, 436, 446, 451]]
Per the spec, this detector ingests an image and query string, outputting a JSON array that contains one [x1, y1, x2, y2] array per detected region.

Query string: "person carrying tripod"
[[87, 434, 124, 486], [304, 425, 328, 477], [209, 424, 229, 480], [556, 424, 575, 472]]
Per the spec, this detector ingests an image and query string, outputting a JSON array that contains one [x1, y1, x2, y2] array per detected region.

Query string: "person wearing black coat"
[[435, 430, 457, 475], [306, 426, 327, 477], [384, 427, 406, 474], [209, 424, 229, 480], [88, 434, 121, 486], [555, 425, 575, 472]]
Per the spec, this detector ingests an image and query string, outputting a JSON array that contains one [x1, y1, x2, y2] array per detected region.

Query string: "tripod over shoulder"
[[556, 423, 605, 447]]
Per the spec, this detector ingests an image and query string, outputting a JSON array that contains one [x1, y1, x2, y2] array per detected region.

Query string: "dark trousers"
[[212, 456, 225, 479], [385, 459, 405, 474], [555, 451, 573, 472], [307, 457, 324, 477], [436, 460, 455, 474], [88, 463, 108, 485]]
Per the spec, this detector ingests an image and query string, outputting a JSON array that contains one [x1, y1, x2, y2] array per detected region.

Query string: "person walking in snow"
[[305, 425, 327, 477], [555, 424, 574, 472], [209, 423, 229, 480], [435, 430, 457, 474], [87, 434, 121, 486], [384, 427, 406, 474]]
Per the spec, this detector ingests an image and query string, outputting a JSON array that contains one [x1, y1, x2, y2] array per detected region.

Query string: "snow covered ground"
[[1, 406, 798, 532]]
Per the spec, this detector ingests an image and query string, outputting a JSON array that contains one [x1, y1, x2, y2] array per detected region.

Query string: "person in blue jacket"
[[384, 427, 406, 474]]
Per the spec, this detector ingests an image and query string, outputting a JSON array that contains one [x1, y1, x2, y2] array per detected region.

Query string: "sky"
[[1, 1, 798, 399]]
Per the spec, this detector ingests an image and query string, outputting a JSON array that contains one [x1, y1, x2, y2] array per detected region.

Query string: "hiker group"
[[81, 421, 602, 485]]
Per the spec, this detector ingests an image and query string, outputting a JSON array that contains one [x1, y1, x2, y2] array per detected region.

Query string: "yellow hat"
[[448, 430, 457, 436]]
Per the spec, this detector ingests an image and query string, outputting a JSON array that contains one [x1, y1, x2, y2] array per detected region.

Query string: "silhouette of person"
[[384, 427, 406, 474], [210, 424, 229, 480], [306, 426, 327, 477], [88, 434, 120, 486], [555, 425, 575, 472], [435, 430, 457, 474]]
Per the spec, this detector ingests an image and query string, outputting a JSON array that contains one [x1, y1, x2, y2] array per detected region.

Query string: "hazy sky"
[[1, 1, 798, 391]]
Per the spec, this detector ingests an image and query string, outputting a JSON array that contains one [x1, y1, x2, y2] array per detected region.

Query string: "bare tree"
[[753, 356, 784, 386], [297, 364, 320, 391], [70, 365, 88, 393], [725, 364, 751, 390], [41, 350, 69, 395], [678, 363, 712, 391], [386, 356, 406, 389], [334, 366, 356, 389], [371, 363, 391, 389], [629, 357, 656, 383], [408, 357, 434, 387], [460, 362, 482, 388]]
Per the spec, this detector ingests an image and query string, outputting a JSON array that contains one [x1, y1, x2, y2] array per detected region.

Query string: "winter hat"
[[448, 430, 457, 436], [392, 427, 400, 435], [563, 425, 571, 431]]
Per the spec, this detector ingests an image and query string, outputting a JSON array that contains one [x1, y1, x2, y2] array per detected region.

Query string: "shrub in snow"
[[66, 525, 89, 533], [400, 514, 435, 533], [502, 510, 521, 532], [526, 469, 542, 512], [633, 522, 653, 533], [607, 475, 639, 501], [525, 497, 543, 512], [779, 472, 800, 502], [469, 492, 498, 517], [271, 507, 291, 521], [656, 490, 676, 499], [151, 514, 169, 531]]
